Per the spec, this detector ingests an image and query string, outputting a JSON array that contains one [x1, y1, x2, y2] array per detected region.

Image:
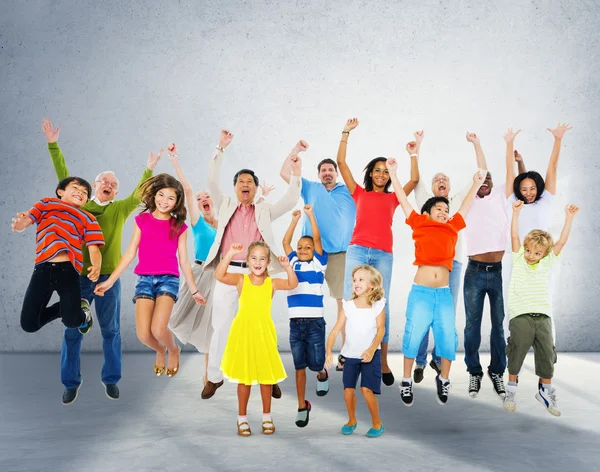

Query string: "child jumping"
[[326, 265, 386, 438], [283, 204, 330, 428], [13, 177, 104, 335], [95, 173, 206, 377], [386, 156, 483, 406], [503, 201, 579, 416], [216, 241, 298, 437]]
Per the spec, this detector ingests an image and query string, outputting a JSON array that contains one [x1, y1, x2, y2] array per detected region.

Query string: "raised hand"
[[473, 170, 485, 186], [292, 140, 309, 155], [385, 158, 398, 174], [87, 265, 100, 282], [11, 212, 31, 232], [512, 200, 524, 213], [192, 291, 207, 305], [413, 130, 424, 146], [514, 150, 523, 162], [406, 141, 417, 155], [277, 255, 291, 268], [343, 117, 359, 132], [466, 131, 480, 145], [504, 127, 521, 143], [167, 143, 178, 157], [219, 130, 234, 149], [291, 209, 301, 221], [547, 122, 573, 139], [290, 155, 302, 175], [41, 117, 60, 143], [259, 183, 275, 198], [147, 148, 163, 170], [228, 243, 244, 255], [303, 204, 313, 216], [565, 204, 579, 217]]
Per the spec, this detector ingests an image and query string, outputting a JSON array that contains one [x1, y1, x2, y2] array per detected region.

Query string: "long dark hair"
[[513, 171, 545, 204], [138, 173, 187, 239], [363, 157, 391, 193]]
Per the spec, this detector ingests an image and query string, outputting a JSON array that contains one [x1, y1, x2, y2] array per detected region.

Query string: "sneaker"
[[429, 359, 441, 375], [468, 373, 483, 397], [399, 381, 414, 407], [316, 370, 329, 397], [536, 387, 561, 417], [104, 383, 120, 400], [487, 371, 506, 398], [503, 390, 517, 412], [62, 384, 81, 405], [78, 298, 93, 334], [435, 375, 451, 405], [413, 366, 425, 383]]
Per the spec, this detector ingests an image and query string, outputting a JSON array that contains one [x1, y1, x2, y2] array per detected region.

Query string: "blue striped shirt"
[[287, 250, 328, 318]]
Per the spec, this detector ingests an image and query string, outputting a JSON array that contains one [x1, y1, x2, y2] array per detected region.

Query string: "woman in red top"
[[337, 118, 419, 386]]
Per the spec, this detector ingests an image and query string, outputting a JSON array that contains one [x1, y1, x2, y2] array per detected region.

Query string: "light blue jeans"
[[415, 260, 462, 366], [344, 244, 393, 343]]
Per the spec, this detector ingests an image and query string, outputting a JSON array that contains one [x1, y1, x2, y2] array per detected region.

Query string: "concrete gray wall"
[[1, 0, 599, 352]]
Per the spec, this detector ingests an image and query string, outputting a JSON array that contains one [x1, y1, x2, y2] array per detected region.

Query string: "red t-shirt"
[[349, 185, 399, 253], [406, 210, 466, 271]]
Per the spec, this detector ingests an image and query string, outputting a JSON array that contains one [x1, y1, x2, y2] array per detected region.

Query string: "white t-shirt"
[[340, 298, 386, 359], [465, 185, 510, 256], [508, 190, 555, 241]]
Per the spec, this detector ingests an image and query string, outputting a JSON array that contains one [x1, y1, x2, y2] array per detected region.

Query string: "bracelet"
[[342, 131, 350, 135], [169, 153, 178, 158], [216, 145, 224, 152], [191, 290, 199, 296], [409, 153, 418, 158]]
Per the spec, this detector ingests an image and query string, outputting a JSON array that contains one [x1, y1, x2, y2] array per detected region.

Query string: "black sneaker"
[[104, 383, 120, 400], [435, 375, 451, 405], [78, 298, 93, 334], [62, 384, 81, 405], [413, 366, 425, 383], [399, 381, 414, 407], [429, 359, 441, 375], [468, 373, 483, 397], [487, 371, 506, 398]]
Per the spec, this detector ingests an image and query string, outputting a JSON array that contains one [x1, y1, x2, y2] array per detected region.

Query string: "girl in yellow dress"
[[216, 241, 298, 437]]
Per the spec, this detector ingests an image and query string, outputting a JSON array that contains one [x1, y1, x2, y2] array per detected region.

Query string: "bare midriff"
[[469, 250, 505, 263], [48, 253, 71, 263], [414, 265, 450, 288]]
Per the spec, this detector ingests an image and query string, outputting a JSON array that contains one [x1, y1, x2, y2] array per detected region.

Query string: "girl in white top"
[[326, 265, 386, 438]]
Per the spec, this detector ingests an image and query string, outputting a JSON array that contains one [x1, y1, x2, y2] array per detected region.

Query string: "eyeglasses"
[[96, 180, 118, 190]]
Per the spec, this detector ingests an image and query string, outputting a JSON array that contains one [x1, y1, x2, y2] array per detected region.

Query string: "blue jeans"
[[463, 260, 506, 375], [61, 275, 122, 389], [416, 260, 462, 367], [344, 245, 393, 343]]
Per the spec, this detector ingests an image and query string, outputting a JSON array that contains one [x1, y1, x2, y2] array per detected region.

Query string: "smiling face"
[[318, 163, 338, 188], [370, 161, 390, 190], [296, 237, 315, 262], [235, 173, 257, 205], [94, 172, 119, 203], [58, 181, 89, 207], [154, 187, 178, 215], [432, 173, 450, 198], [196, 191, 213, 217], [352, 268, 374, 298], [477, 172, 494, 197], [519, 177, 538, 204], [247, 246, 270, 276], [524, 243, 548, 265], [425, 201, 450, 223]]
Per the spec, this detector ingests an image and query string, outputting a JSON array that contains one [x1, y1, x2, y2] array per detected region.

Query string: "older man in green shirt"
[[42, 118, 156, 405]]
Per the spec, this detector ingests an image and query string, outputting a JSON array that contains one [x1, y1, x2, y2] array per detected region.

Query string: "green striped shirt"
[[508, 246, 559, 320]]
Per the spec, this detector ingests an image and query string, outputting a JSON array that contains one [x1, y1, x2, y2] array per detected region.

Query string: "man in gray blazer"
[[201, 131, 303, 399]]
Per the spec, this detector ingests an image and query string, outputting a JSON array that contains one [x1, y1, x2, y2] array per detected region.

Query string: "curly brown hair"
[[138, 173, 187, 239], [350, 264, 385, 305]]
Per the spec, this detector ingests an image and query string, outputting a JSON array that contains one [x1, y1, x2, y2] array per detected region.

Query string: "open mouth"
[[103, 189, 111, 196], [203, 203, 210, 211]]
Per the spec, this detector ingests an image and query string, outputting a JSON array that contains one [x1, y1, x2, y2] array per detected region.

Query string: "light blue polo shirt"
[[300, 178, 356, 253]]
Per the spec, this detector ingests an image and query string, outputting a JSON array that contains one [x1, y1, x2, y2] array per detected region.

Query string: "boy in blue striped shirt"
[[283, 204, 329, 428]]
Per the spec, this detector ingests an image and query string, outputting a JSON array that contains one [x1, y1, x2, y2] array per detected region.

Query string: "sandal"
[[262, 419, 275, 435], [336, 354, 345, 372], [166, 345, 181, 377], [237, 421, 251, 437]]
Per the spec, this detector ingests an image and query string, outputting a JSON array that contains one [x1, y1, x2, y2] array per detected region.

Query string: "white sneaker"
[[536, 387, 561, 417], [503, 390, 517, 412]]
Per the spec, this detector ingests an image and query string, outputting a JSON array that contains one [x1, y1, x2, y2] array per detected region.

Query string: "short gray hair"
[[95, 170, 120, 188]]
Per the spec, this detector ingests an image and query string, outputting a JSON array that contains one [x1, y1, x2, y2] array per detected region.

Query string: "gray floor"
[[1, 352, 599, 472]]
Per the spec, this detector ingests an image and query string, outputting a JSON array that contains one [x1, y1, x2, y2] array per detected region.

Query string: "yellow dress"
[[221, 275, 287, 385]]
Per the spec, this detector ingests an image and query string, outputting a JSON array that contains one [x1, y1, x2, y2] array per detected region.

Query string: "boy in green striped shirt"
[[504, 200, 579, 417]]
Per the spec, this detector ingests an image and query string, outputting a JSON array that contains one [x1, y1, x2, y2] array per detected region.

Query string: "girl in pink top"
[[336, 117, 419, 385], [95, 172, 206, 377]]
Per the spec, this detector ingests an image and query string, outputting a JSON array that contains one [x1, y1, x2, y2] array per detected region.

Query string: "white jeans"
[[207, 265, 249, 383]]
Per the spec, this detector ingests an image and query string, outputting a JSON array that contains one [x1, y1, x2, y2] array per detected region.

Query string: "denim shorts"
[[289, 317, 326, 371], [342, 350, 382, 394], [133, 274, 180, 303]]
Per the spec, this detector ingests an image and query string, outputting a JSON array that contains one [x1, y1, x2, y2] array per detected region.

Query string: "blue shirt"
[[191, 216, 217, 262], [287, 250, 328, 318], [300, 178, 356, 253]]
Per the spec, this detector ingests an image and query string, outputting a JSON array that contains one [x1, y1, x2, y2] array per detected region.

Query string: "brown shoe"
[[201, 380, 224, 399], [271, 383, 282, 399]]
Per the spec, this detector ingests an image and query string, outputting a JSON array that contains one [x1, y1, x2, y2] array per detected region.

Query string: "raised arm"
[[280, 140, 308, 184], [167, 143, 200, 226], [386, 157, 414, 218], [116, 151, 157, 215], [412, 131, 430, 209], [552, 204, 579, 256], [325, 309, 347, 369], [42, 118, 69, 181], [514, 150, 527, 175], [269, 153, 302, 221], [272, 256, 299, 291], [504, 127, 522, 198], [303, 204, 323, 255], [402, 140, 420, 196], [282, 209, 301, 255], [466, 131, 487, 170], [456, 171, 485, 218], [178, 229, 206, 304], [208, 130, 234, 212], [511, 200, 523, 252], [336, 118, 360, 194], [215, 243, 245, 287], [544, 122, 573, 195]]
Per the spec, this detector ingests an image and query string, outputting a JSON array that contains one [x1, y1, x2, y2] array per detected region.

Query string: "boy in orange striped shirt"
[[12, 176, 104, 335]]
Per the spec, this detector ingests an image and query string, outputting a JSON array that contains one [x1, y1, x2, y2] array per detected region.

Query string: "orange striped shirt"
[[28, 198, 105, 272]]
